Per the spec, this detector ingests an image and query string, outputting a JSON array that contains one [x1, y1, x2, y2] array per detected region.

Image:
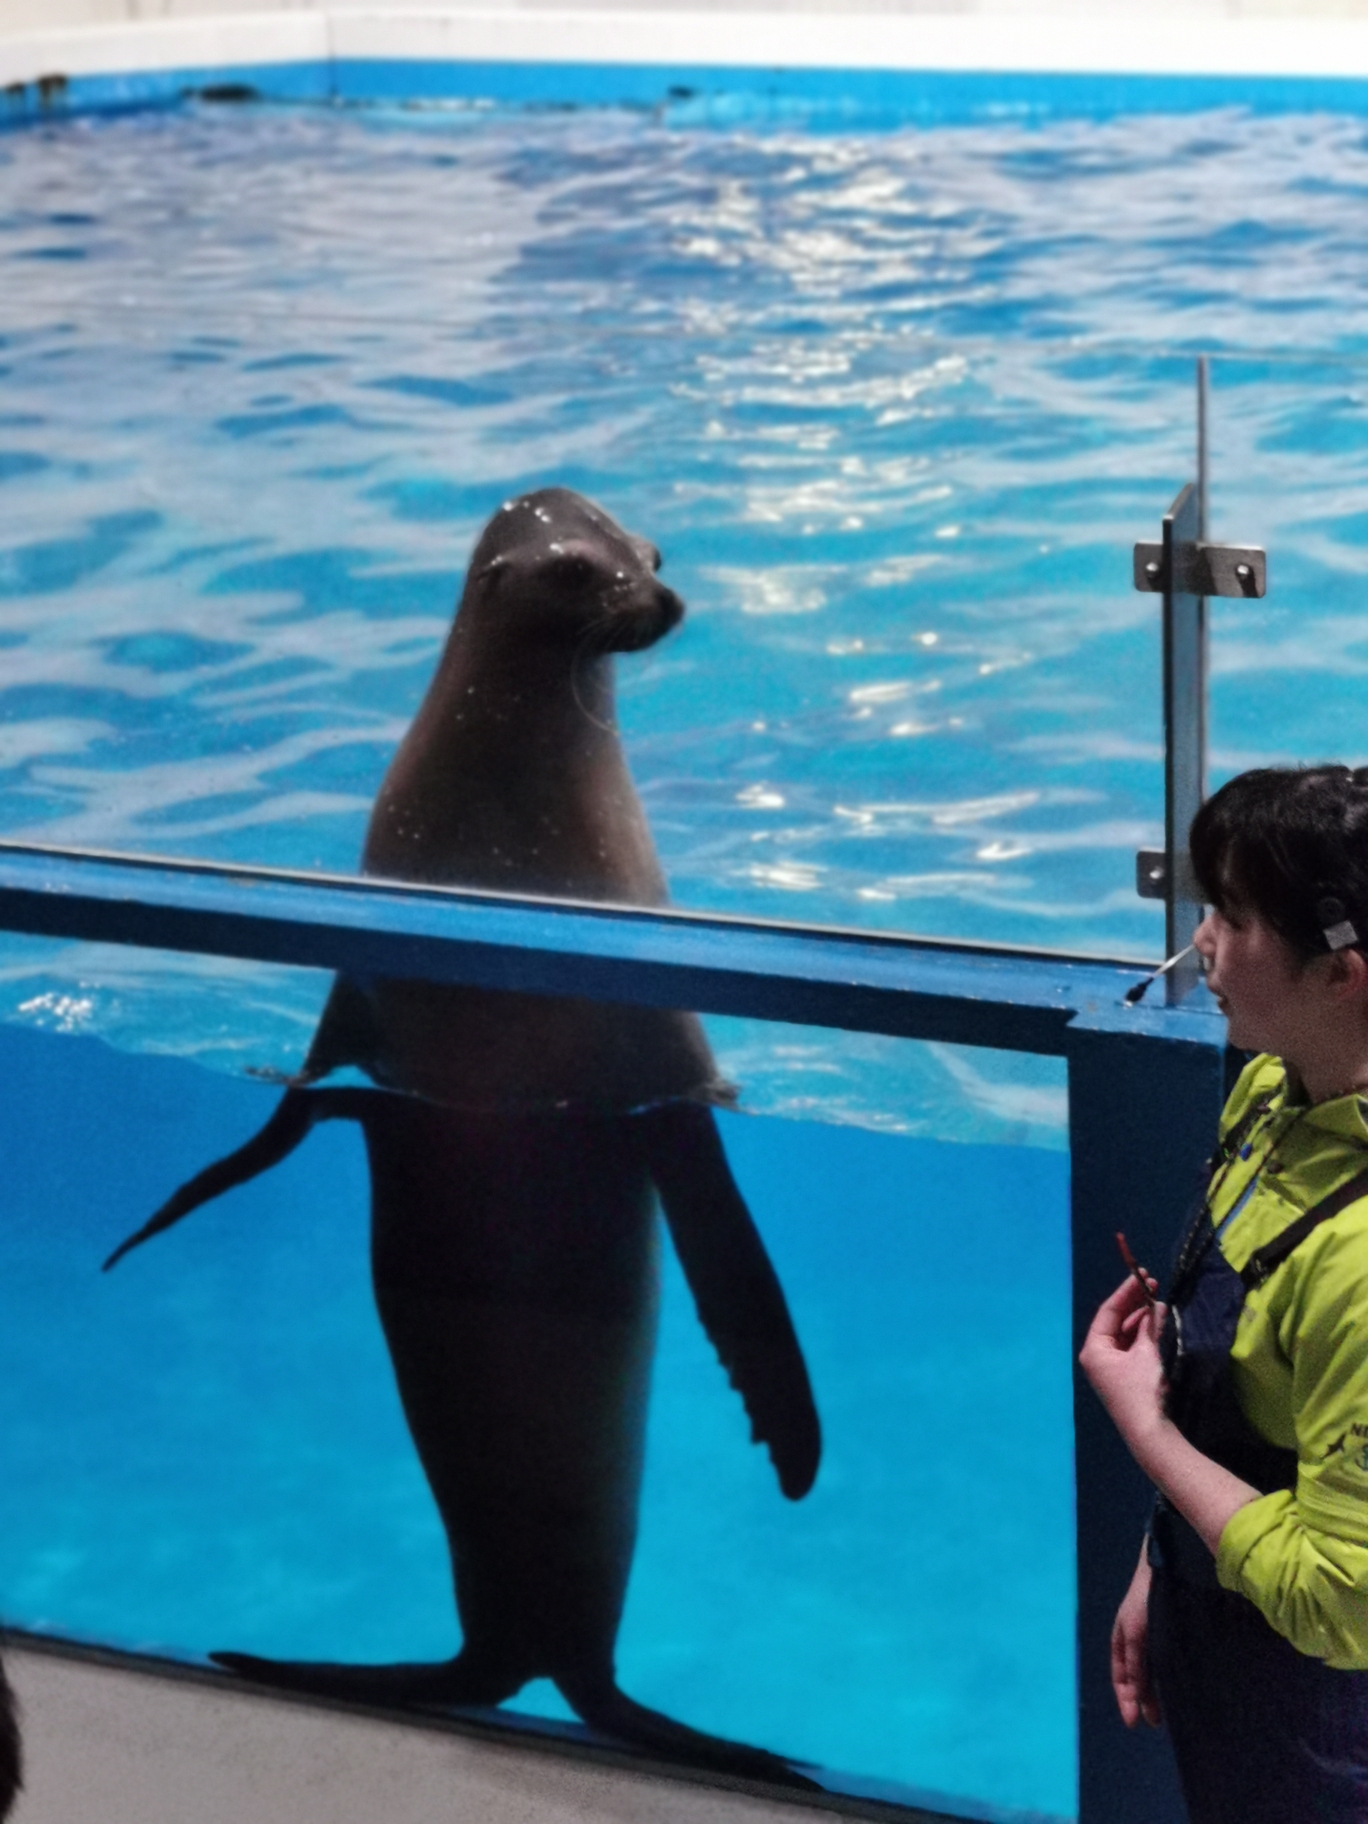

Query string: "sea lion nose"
[[633, 537, 663, 573]]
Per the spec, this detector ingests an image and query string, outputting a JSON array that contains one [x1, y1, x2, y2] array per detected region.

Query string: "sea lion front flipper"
[[102, 1089, 323, 1271], [295, 975, 385, 1086], [638, 1101, 820, 1500]]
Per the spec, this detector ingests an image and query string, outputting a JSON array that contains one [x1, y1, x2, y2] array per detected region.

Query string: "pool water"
[[3, 100, 1368, 936], [3, 97, 1367, 1130]]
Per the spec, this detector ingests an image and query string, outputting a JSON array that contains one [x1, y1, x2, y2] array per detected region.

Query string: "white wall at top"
[[5, 0, 1368, 88], [5, 0, 1368, 30]]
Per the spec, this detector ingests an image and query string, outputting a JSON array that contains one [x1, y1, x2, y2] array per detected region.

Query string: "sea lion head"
[[462, 487, 684, 657]]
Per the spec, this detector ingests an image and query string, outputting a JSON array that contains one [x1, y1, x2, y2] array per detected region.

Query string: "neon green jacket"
[[1210, 1054, 1368, 1667]]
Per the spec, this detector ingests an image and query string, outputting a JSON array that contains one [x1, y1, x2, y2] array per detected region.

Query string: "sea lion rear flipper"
[[103, 1089, 323, 1271], [210, 1649, 518, 1709], [566, 1678, 822, 1791], [638, 1101, 820, 1500]]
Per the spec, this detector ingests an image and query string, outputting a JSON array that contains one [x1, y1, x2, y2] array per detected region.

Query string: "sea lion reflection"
[[107, 490, 821, 1788]]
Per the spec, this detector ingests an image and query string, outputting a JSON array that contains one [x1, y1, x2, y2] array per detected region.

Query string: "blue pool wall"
[[10, 58, 1368, 129]]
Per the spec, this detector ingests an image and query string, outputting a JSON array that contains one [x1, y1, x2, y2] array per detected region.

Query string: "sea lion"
[[106, 489, 821, 1787]]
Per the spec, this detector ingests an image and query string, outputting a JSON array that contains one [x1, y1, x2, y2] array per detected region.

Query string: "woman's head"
[[1190, 765, 1368, 964], [1191, 767, 1368, 1086]]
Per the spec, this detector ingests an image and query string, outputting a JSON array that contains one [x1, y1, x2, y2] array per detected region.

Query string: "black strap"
[[1167, 1096, 1278, 1306], [1220, 1096, 1274, 1164], [1240, 1164, 1368, 1290]]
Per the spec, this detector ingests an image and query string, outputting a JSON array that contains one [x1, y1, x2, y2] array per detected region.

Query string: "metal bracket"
[[1135, 850, 1165, 900], [1135, 848, 1201, 904], [1132, 541, 1265, 599]]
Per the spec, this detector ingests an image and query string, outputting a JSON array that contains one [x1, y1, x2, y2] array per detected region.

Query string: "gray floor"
[[6, 1646, 848, 1824]]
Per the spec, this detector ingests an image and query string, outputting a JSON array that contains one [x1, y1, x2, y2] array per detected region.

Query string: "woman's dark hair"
[[1190, 765, 1368, 961], [0, 1650, 19, 1822]]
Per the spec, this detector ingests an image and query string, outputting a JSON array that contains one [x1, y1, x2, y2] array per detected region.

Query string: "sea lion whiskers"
[[567, 601, 654, 734], [569, 634, 619, 737]]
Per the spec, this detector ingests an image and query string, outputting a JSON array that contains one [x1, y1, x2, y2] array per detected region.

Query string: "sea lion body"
[[368, 1099, 658, 1706], [109, 490, 820, 1784]]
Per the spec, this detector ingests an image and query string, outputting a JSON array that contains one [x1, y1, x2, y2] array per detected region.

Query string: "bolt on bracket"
[[1132, 541, 1266, 599]]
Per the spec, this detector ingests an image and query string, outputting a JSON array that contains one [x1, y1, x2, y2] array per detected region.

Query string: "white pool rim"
[[6, 5, 1368, 98]]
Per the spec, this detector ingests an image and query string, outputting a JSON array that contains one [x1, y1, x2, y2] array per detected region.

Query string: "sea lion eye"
[[547, 552, 594, 588]]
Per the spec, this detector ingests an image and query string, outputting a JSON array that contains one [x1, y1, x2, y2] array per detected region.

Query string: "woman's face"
[[1194, 895, 1312, 1056]]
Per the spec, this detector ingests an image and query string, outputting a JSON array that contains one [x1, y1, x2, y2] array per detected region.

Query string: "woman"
[[1081, 765, 1368, 1823]]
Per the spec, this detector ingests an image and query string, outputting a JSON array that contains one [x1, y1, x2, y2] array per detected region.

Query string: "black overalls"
[[1149, 1129, 1368, 1824]]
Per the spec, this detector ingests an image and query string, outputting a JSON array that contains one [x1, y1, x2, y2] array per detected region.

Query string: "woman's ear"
[[1327, 944, 1368, 1005]]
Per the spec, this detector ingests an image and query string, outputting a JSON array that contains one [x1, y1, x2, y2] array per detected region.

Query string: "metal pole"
[[1161, 478, 1206, 1002]]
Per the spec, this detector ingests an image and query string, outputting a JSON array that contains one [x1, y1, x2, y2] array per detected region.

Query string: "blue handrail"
[[0, 840, 1209, 1056]]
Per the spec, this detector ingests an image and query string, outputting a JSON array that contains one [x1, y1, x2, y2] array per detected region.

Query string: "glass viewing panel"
[[0, 937, 1074, 1822]]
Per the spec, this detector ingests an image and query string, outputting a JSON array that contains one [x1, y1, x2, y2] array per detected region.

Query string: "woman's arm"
[[1215, 1215, 1368, 1665], [1079, 1276, 1261, 1554]]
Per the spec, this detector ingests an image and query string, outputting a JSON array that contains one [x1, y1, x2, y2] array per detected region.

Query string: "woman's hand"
[[1082, 1275, 1261, 1554], [1079, 1275, 1167, 1456], [1111, 1545, 1161, 1729]]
